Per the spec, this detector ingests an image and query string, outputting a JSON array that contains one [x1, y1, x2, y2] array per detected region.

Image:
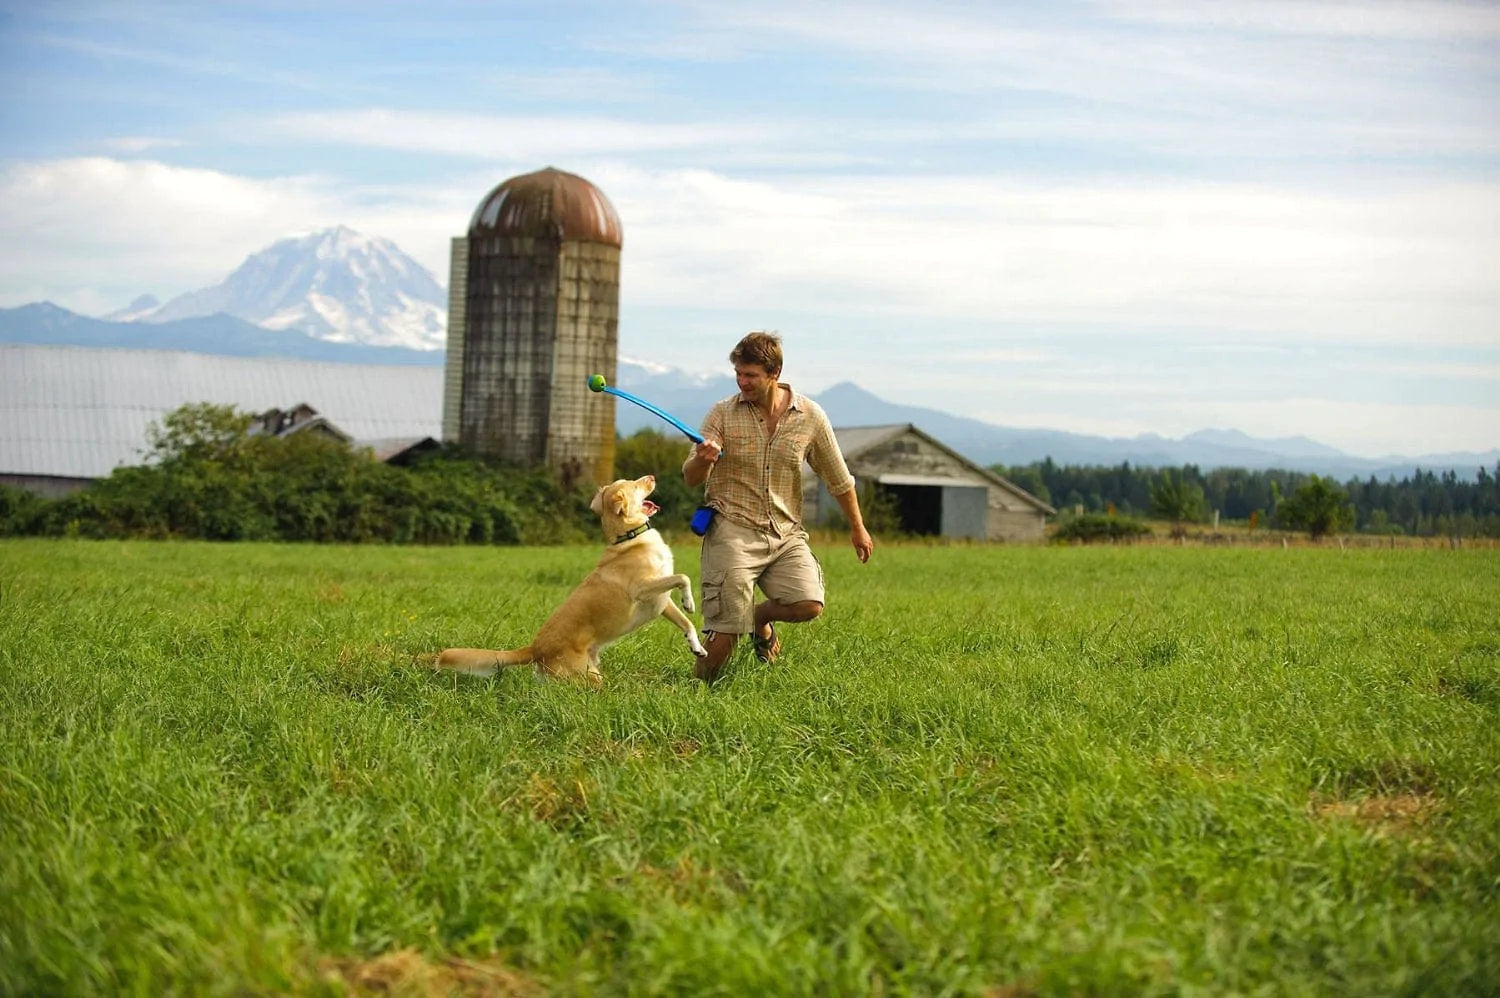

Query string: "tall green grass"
[[2, 539, 1497, 995]]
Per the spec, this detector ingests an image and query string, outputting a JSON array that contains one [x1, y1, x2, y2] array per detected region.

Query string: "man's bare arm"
[[833, 487, 874, 563]]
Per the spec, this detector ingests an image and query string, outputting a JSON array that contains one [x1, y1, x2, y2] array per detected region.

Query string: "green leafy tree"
[[1277, 475, 1354, 539], [613, 429, 699, 527], [145, 402, 256, 464], [1149, 469, 1204, 539]]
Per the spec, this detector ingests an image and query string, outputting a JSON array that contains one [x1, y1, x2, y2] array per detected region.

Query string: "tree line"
[[995, 458, 1500, 538]]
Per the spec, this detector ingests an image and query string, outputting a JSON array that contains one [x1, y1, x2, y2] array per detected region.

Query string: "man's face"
[[735, 362, 778, 402]]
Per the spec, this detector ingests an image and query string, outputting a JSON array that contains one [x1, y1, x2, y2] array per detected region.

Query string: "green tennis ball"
[[587, 374, 607, 392]]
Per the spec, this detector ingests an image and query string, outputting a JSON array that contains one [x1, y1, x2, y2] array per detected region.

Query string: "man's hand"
[[683, 438, 722, 488], [693, 439, 723, 465], [851, 525, 873, 563]]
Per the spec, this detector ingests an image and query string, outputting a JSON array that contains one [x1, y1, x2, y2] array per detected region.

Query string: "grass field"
[[2, 538, 1497, 995]]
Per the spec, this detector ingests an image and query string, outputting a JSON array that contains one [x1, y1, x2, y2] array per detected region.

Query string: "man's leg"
[[695, 630, 739, 683], [753, 531, 827, 663], [751, 599, 822, 662], [753, 600, 822, 651]]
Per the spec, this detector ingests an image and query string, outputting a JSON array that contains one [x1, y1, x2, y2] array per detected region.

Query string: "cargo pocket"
[[700, 570, 725, 629]]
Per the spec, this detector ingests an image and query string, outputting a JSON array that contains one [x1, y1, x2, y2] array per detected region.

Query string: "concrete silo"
[[442, 167, 622, 485]]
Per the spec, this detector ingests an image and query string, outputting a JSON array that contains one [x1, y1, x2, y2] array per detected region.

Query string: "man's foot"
[[695, 631, 731, 684], [752, 624, 781, 664]]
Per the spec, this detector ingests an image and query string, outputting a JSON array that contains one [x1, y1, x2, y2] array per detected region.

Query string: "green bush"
[[0, 405, 599, 545], [611, 428, 699, 529], [1052, 512, 1152, 544]]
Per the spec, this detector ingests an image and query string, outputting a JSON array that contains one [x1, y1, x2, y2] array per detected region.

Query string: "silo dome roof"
[[468, 167, 623, 247]]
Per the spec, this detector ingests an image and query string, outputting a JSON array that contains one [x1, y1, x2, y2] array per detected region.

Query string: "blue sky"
[[2, 0, 1497, 458]]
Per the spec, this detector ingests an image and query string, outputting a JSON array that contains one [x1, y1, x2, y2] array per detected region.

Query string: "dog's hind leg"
[[536, 645, 603, 687]]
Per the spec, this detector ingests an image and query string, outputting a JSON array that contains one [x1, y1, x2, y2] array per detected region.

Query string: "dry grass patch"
[[1311, 792, 1441, 836], [321, 948, 542, 997], [637, 854, 745, 903], [502, 772, 594, 828]]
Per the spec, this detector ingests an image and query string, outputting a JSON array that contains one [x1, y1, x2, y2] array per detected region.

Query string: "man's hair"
[[730, 331, 783, 374]]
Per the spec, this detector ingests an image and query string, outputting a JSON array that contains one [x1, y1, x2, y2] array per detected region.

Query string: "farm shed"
[[0, 344, 442, 496], [805, 423, 1055, 542]]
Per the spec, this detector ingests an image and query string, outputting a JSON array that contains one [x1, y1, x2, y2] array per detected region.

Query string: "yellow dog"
[[435, 475, 706, 686]]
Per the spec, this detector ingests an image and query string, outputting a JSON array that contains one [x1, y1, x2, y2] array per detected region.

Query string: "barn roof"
[[0, 344, 442, 479], [829, 423, 1056, 515]]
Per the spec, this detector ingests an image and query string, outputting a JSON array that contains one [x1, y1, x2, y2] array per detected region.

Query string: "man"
[[682, 331, 873, 683]]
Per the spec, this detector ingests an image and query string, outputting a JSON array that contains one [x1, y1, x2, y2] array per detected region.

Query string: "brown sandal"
[[752, 624, 781, 663]]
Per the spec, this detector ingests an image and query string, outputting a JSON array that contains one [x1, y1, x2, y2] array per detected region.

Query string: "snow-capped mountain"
[[132, 227, 446, 350], [104, 294, 162, 322]]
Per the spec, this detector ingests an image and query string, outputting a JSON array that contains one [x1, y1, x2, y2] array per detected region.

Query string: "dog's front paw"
[[681, 589, 696, 614], [686, 633, 708, 658]]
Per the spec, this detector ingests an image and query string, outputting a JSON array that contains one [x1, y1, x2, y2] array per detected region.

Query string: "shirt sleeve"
[[700, 400, 727, 445], [804, 403, 855, 496]]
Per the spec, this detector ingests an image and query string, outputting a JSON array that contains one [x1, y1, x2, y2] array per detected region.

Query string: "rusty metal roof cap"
[[468, 166, 623, 247]]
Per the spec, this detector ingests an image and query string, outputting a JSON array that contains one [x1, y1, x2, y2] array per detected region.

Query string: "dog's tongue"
[[643, 500, 659, 516]]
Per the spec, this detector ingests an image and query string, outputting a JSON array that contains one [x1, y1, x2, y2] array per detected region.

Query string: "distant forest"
[[994, 459, 1500, 538]]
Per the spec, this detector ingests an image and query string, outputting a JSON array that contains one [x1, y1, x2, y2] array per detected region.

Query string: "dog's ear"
[[590, 486, 606, 514], [611, 490, 629, 516]]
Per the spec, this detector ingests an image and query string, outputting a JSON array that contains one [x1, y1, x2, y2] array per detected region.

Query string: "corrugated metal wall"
[[0, 344, 442, 479]]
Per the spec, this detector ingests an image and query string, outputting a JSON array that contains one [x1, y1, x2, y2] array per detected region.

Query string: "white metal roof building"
[[804, 423, 1056, 542], [1, 344, 442, 495]]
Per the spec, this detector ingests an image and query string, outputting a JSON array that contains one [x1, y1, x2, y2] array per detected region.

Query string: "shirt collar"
[[733, 383, 802, 410]]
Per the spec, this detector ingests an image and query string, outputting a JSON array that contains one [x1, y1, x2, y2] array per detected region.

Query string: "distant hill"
[[4, 299, 1495, 481], [0, 302, 442, 366]]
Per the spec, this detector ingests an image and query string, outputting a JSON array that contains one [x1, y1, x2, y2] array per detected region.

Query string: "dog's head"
[[590, 475, 659, 536]]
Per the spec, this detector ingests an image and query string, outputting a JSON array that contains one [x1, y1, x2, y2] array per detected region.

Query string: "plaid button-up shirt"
[[696, 385, 855, 536]]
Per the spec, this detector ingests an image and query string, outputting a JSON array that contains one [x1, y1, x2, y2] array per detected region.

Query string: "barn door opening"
[[878, 482, 943, 536], [875, 475, 989, 539]]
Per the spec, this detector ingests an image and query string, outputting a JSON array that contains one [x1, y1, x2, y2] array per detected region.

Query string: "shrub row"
[[0, 405, 605, 545], [1051, 513, 1153, 544]]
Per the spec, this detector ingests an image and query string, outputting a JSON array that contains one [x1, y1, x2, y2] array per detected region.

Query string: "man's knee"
[[788, 599, 823, 622]]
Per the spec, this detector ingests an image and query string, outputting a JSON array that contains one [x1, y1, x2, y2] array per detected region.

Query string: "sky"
[[1, 0, 1497, 459]]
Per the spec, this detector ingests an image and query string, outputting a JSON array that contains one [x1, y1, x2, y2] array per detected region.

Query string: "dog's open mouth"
[[642, 500, 659, 517]]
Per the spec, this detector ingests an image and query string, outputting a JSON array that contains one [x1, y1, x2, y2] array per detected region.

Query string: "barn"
[[806, 424, 1054, 542]]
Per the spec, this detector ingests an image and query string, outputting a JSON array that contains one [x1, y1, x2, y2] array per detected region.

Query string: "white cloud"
[[0, 157, 471, 312], [264, 109, 781, 161], [6, 155, 1497, 349], [1103, 0, 1500, 40], [678, 1, 1498, 163], [99, 136, 187, 153], [607, 167, 1500, 346], [1347, 361, 1500, 381]]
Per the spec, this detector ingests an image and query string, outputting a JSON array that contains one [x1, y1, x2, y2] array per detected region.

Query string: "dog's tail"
[[434, 646, 535, 677]]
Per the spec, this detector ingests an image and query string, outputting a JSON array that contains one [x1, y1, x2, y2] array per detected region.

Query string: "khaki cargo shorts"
[[698, 516, 825, 634]]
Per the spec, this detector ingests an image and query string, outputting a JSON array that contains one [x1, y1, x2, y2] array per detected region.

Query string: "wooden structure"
[[249, 403, 352, 445], [442, 167, 622, 485], [805, 424, 1055, 541]]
